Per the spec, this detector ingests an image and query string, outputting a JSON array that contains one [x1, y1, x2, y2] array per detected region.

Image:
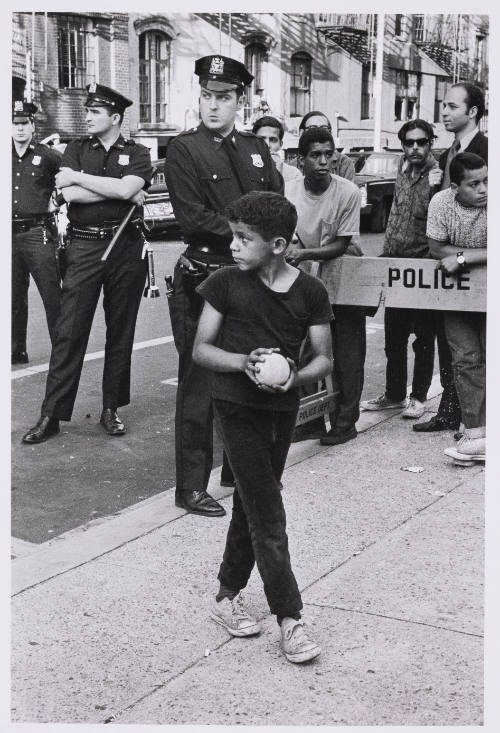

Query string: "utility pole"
[[373, 13, 384, 151]]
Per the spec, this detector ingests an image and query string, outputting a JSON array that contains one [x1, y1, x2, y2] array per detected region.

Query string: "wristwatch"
[[456, 251, 466, 268]]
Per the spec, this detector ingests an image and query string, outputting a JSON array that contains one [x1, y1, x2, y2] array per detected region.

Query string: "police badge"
[[89, 82, 97, 93], [14, 100, 24, 113], [209, 57, 224, 76], [251, 154, 264, 168], [32, 155, 41, 166], [118, 154, 130, 166]]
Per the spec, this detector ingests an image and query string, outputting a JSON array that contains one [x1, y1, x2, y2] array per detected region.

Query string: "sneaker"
[[210, 593, 261, 637], [401, 397, 425, 419], [444, 435, 485, 462], [360, 394, 407, 411], [280, 618, 321, 664]]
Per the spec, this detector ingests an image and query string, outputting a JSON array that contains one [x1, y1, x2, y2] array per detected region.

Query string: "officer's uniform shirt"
[[61, 135, 152, 227], [165, 122, 283, 261], [12, 141, 61, 218]]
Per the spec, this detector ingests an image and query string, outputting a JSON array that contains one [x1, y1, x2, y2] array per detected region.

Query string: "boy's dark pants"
[[214, 399, 303, 620]]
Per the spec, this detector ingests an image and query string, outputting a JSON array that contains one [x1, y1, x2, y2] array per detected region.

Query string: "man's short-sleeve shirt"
[[197, 266, 332, 411], [427, 188, 487, 249], [12, 141, 61, 217], [285, 174, 361, 281], [383, 154, 438, 257], [61, 134, 152, 226]]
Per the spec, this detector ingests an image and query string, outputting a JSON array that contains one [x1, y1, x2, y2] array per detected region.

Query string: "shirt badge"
[[118, 154, 130, 166], [251, 154, 264, 168], [210, 57, 224, 75], [32, 155, 41, 166]]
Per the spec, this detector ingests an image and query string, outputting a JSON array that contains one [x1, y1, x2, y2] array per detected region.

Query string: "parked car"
[[143, 159, 181, 238], [353, 151, 403, 232]]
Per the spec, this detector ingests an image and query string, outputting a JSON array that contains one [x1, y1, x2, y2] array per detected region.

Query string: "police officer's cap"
[[84, 82, 133, 113], [195, 55, 253, 93], [12, 76, 38, 120]]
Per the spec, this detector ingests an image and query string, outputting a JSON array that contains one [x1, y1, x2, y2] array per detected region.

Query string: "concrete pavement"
[[11, 392, 485, 727]]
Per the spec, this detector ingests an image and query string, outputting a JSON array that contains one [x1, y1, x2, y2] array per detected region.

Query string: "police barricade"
[[296, 256, 486, 426]]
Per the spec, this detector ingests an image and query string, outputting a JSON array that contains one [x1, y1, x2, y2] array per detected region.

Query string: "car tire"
[[370, 199, 390, 233]]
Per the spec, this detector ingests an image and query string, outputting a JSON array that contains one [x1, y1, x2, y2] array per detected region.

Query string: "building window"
[[290, 52, 311, 117], [244, 42, 267, 122], [361, 64, 371, 119], [395, 70, 420, 121], [57, 16, 95, 89], [395, 14, 403, 36], [434, 76, 448, 123], [413, 14, 425, 42], [139, 31, 171, 124]]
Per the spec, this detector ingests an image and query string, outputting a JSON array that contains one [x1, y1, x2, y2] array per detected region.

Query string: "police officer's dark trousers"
[[12, 224, 61, 354], [168, 262, 220, 497], [41, 227, 147, 420]]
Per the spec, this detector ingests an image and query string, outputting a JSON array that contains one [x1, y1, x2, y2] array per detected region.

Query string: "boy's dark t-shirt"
[[196, 266, 333, 411]]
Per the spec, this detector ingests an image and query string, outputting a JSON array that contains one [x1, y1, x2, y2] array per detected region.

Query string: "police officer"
[[22, 83, 152, 444], [165, 55, 283, 517], [12, 76, 62, 364]]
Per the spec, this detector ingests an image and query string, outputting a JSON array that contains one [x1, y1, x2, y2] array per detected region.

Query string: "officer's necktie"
[[221, 134, 255, 196], [441, 139, 461, 190]]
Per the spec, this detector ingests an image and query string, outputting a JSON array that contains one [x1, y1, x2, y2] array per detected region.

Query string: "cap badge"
[[209, 57, 224, 75], [251, 153, 264, 168], [118, 154, 130, 166], [89, 82, 97, 93], [14, 100, 24, 112]]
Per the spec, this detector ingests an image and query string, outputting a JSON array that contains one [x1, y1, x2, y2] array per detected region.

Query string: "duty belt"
[[184, 256, 233, 273], [68, 219, 142, 240], [12, 215, 53, 234]]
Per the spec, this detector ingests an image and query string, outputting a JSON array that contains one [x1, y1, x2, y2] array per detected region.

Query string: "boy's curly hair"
[[225, 192, 298, 244], [450, 152, 487, 185]]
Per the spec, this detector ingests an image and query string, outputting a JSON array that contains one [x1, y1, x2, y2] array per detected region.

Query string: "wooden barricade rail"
[[297, 257, 486, 426]]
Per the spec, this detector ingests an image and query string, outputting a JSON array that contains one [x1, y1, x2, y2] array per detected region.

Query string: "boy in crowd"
[[427, 152, 487, 463], [252, 115, 302, 183], [299, 111, 356, 181], [361, 119, 439, 420], [285, 127, 365, 446], [193, 191, 332, 663]]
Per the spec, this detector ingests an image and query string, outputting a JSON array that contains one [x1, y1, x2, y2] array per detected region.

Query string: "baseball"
[[255, 352, 291, 387]]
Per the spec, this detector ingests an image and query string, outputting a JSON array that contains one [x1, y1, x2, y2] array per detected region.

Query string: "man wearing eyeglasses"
[[361, 119, 439, 421]]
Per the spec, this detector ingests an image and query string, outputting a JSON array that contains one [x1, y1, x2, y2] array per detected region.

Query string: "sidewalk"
[[11, 395, 484, 726]]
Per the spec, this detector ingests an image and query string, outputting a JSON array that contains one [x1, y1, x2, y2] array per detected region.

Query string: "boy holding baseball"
[[193, 191, 332, 663]]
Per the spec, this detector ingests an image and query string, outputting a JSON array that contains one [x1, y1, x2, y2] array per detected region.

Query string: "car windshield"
[[358, 154, 400, 176]]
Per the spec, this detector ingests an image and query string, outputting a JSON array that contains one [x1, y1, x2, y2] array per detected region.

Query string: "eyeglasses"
[[402, 137, 430, 147]]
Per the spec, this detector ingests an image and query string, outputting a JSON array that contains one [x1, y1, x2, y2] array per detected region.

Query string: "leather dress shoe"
[[175, 490, 226, 517], [22, 416, 60, 444], [413, 415, 460, 433], [320, 426, 357, 446], [100, 408, 126, 436], [12, 350, 29, 364]]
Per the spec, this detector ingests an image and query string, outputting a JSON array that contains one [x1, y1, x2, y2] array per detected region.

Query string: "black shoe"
[[22, 416, 60, 444], [292, 418, 326, 442], [220, 478, 236, 488], [175, 490, 226, 517], [320, 426, 357, 446], [12, 350, 29, 364], [413, 415, 460, 433], [100, 408, 126, 436]]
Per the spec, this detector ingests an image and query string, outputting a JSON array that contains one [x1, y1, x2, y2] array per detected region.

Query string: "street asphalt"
[[10, 389, 487, 727]]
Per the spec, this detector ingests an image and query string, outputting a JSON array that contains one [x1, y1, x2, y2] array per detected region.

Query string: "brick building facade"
[[12, 12, 488, 157]]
